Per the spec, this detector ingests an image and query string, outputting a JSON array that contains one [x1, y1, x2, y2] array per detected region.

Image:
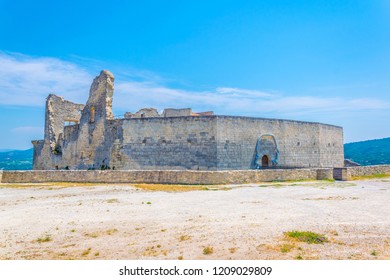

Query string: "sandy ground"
[[0, 179, 389, 260]]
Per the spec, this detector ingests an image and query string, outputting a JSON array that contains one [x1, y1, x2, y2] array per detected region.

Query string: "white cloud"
[[0, 52, 92, 106], [216, 87, 274, 98], [1, 51, 389, 120], [114, 81, 390, 118], [11, 126, 43, 134]]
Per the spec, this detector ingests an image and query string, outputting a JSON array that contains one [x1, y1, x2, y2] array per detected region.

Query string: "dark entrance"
[[261, 155, 269, 169]]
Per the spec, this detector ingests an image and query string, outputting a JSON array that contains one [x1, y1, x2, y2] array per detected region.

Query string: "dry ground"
[[0, 179, 389, 260]]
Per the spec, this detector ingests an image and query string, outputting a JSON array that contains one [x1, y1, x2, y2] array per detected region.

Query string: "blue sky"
[[1, 0, 390, 149]]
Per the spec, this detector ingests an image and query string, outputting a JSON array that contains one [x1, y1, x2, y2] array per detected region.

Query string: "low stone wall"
[[0, 168, 333, 185], [333, 165, 390, 181], [347, 165, 390, 178]]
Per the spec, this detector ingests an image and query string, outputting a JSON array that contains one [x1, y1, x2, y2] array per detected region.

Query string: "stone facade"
[[32, 70, 344, 171]]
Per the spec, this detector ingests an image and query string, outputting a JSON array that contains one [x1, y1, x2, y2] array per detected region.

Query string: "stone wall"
[[112, 116, 218, 170], [32, 94, 84, 170], [0, 168, 333, 185], [215, 116, 343, 170], [347, 165, 390, 178], [334, 165, 390, 180], [319, 123, 345, 167]]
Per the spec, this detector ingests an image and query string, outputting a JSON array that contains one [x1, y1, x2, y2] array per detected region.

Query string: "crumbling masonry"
[[32, 70, 344, 170]]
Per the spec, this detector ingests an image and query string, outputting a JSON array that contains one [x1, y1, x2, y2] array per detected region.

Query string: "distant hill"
[[344, 137, 390, 166], [0, 148, 33, 170]]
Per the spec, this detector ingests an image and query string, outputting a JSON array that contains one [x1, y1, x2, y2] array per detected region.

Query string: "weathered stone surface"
[[348, 165, 390, 177], [124, 108, 160, 118], [32, 70, 344, 171], [334, 165, 390, 180], [162, 108, 193, 117], [1, 168, 329, 184], [31, 94, 84, 170], [3, 166, 388, 184]]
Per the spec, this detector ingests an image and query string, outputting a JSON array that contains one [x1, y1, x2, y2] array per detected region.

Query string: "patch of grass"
[[106, 198, 119, 203], [81, 248, 91, 256], [322, 179, 336, 182], [94, 252, 100, 256], [229, 247, 237, 254], [161, 229, 167, 232], [70, 229, 76, 233], [106, 229, 118, 235], [62, 243, 76, 248], [371, 250, 377, 256], [271, 183, 285, 188], [179, 235, 191, 242], [133, 183, 224, 192], [178, 255, 183, 260], [143, 246, 159, 257], [352, 174, 390, 180], [36, 235, 52, 243], [280, 243, 295, 253], [296, 254, 303, 260], [203, 247, 213, 255], [85, 232, 99, 238], [0, 182, 99, 189], [201, 187, 232, 191], [134, 183, 206, 192], [285, 231, 328, 244], [146, 201, 152, 204]]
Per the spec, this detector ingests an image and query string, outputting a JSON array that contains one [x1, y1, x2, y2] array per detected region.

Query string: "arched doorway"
[[253, 134, 279, 169], [262, 155, 269, 169]]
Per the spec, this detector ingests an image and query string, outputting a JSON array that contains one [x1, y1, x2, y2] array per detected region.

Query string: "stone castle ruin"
[[32, 70, 344, 170]]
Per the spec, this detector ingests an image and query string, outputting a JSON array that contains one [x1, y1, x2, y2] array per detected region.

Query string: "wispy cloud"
[[1, 51, 389, 120], [0, 51, 92, 106], [114, 81, 390, 117], [11, 126, 43, 134], [215, 87, 274, 98]]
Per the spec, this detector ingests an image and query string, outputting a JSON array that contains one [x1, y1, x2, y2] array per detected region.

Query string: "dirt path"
[[1, 179, 389, 260]]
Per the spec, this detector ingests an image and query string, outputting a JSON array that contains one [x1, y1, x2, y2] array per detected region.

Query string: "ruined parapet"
[[124, 108, 160, 118], [79, 70, 115, 125], [192, 111, 214, 116], [162, 108, 193, 117], [44, 94, 84, 152], [74, 70, 116, 169], [124, 108, 214, 118]]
